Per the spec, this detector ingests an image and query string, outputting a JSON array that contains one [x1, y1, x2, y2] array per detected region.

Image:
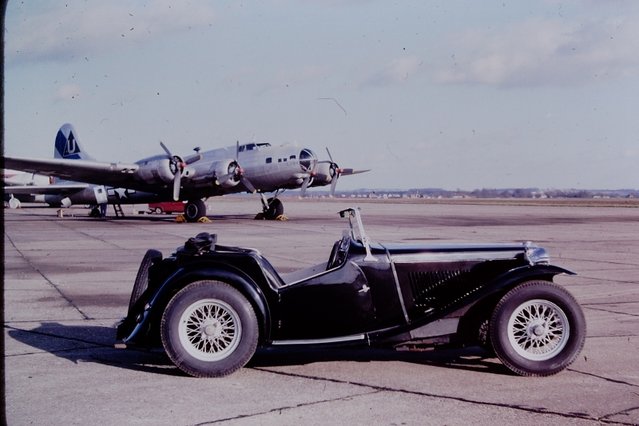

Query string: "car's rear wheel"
[[161, 280, 258, 377], [489, 280, 585, 376]]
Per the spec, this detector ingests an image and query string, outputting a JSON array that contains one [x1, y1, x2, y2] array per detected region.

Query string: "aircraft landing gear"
[[89, 205, 107, 218], [184, 199, 207, 222], [255, 195, 285, 220], [89, 206, 101, 217]]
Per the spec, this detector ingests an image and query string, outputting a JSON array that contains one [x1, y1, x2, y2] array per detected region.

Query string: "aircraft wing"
[[4, 183, 90, 195], [4, 156, 141, 189], [339, 168, 371, 176]]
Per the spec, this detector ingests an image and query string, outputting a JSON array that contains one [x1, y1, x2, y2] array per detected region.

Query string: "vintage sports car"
[[116, 208, 586, 378]]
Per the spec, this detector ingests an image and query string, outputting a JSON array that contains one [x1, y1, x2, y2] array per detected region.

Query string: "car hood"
[[378, 241, 529, 254], [365, 241, 541, 263]]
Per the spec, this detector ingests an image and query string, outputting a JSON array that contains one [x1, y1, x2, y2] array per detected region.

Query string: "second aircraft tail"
[[54, 123, 94, 160]]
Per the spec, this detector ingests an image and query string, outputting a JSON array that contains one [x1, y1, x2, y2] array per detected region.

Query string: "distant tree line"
[[324, 188, 638, 199], [468, 188, 601, 199]]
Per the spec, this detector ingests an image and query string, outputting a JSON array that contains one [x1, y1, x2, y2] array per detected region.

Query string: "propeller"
[[235, 141, 258, 193], [298, 148, 346, 197], [322, 148, 370, 196], [326, 148, 341, 197], [300, 162, 318, 198], [216, 141, 257, 193], [299, 148, 319, 197], [300, 175, 312, 197], [160, 141, 201, 201]]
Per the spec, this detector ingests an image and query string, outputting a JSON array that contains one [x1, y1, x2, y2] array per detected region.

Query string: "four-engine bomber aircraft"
[[4, 124, 368, 221]]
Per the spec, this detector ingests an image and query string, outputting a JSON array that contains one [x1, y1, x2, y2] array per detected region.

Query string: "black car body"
[[116, 208, 586, 377]]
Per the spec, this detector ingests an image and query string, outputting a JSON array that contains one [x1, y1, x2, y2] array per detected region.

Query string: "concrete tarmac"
[[4, 198, 639, 425]]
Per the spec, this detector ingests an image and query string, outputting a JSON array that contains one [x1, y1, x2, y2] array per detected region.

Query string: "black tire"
[[160, 280, 259, 377], [489, 280, 586, 377], [184, 199, 206, 222], [264, 198, 284, 220], [89, 207, 101, 218], [128, 249, 162, 314]]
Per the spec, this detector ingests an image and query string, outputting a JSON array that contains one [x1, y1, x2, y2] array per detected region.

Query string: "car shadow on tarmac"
[[7, 322, 181, 377], [250, 346, 511, 376], [8, 322, 512, 377]]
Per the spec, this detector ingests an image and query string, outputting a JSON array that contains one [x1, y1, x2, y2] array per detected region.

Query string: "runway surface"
[[4, 198, 639, 425]]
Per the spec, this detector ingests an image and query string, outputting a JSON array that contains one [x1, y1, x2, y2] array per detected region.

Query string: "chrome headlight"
[[524, 242, 550, 265]]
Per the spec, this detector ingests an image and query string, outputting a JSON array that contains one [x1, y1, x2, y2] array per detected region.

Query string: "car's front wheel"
[[490, 280, 586, 376], [161, 280, 259, 377]]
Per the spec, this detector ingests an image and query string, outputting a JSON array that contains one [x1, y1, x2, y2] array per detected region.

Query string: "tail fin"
[[54, 123, 93, 160]]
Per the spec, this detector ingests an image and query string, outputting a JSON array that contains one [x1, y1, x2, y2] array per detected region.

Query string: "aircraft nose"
[[299, 148, 317, 172]]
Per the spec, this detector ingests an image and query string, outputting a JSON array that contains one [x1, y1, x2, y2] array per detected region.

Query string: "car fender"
[[371, 264, 575, 343], [491, 264, 575, 290], [131, 263, 271, 344], [450, 264, 576, 344], [468, 263, 576, 310]]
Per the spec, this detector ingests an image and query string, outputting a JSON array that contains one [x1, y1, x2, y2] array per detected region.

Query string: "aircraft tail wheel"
[[8, 197, 21, 209]]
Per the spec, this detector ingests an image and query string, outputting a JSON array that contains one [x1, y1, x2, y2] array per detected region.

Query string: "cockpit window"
[[239, 142, 270, 152]]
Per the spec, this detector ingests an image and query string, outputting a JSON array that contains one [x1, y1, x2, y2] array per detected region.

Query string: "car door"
[[276, 262, 373, 340]]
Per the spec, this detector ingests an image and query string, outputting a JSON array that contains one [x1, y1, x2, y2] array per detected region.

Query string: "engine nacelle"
[[136, 157, 175, 184], [310, 162, 336, 187], [213, 159, 241, 188]]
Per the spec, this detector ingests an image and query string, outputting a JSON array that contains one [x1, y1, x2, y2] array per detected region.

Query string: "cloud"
[[54, 84, 82, 101], [273, 65, 331, 88], [245, 64, 332, 96], [362, 55, 423, 88], [5, 1, 216, 65], [435, 17, 639, 88]]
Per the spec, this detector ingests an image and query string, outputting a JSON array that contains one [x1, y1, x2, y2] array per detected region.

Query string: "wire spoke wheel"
[[490, 280, 586, 376], [179, 299, 242, 362], [507, 299, 569, 361], [161, 281, 259, 377]]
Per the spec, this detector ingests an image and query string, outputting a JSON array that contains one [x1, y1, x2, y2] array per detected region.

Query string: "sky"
[[4, 0, 639, 191]]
